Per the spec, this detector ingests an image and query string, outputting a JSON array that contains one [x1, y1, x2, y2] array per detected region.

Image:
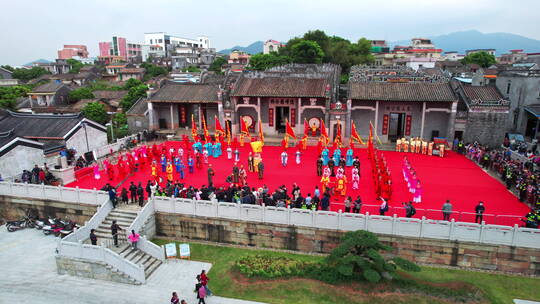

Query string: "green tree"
[[123, 78, 143, 90], [248, 53, 292, 71], [11, 67, 50, 82], [0, 85, 31, 110], [183, 66, 201, 73], [460, 51, 497, 68], [69, 87, 94, 102], [120, 84, 147, 110], [325, 230, 420, 283], [349, 38, 375, 65], [141, 62, 168, 81], [290, 40, 325, 64], [278, 37, 304, 57], [67, 59, 84, 73], [209, 57, 227, 74], [81, 102, 108, 125], [303, 30, 330, 54]]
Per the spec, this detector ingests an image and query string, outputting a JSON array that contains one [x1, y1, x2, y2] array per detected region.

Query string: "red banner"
[[382, 114, 389, 135], [405, 115, 412, 136], [268, 108, 274, 127], [180, 105, 186, 124], [290, 108, 296, 127]]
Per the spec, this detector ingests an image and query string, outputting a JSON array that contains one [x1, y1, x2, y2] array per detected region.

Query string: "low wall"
[[156, 213, 540, 276], [0, 195, 97, 224], [56, 256, 139, 285]]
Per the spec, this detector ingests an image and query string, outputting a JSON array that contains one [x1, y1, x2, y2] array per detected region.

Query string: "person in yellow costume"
[[151, 161, 158, 182], [396, 138, 402, 152], [439, 144, 445, 158], [336, 175, 348, 196], [403, 138, 409, 153], [415, 138, 421, 153], [166, 161, 174, 182], [320, 171, 330, 194], [428, 142, 434, 156], [421, 140, 428, 154]]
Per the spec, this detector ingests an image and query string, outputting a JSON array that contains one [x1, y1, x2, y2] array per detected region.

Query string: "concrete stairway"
[[93, 206, 139, 243], [112, 243, 163, 279]]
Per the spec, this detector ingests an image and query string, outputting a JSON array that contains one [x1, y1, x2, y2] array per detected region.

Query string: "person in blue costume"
[[333, 148, 341, 167], [192, 141, 203, 153], [204, 142, 213, 156], [174, 156, 181, 172], [321, 148, 330, 166], [160, 155, 167, 172], [346, 148, 354, 166], [213, 141, 222, 158]]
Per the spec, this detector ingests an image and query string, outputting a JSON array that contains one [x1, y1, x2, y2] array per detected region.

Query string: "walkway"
[[0, 227, 264, 304]]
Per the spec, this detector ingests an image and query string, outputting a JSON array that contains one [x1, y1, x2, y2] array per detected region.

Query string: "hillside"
[[218, 41, 264, 55]]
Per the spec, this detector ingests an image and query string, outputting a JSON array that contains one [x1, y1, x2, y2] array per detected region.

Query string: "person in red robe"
[[281, 137, 288, 151], [317, 139, 323, 155]]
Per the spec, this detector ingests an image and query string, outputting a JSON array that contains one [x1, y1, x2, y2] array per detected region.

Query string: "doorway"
[[275, 106, 289, 133], [388, 112, 405, 141]]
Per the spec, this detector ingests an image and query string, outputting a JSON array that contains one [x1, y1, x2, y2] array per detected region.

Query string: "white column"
[[297, 98, 302, 134], [374, 101, 379, 134], [257, 97, 262, 123], [170, 103, 174, 130], [148, 102, 155, 130], [420, 101, 426, 139]]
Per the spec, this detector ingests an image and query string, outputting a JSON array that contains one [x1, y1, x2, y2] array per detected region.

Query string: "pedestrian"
[[321, 192, 330, 211], [197, 283, 206, 304], [442, 200, 453, 221], [90, 229, 97, 246], [405, 201, 416, 218], [128, 230, 140, 250], [353, 196, 362, 213], [129, 182, 137, 204], [171, 292, 179, 304], [121, 188, 129, 204], [108, 186, 117, 208], [257, 160, 264, 180], [379, 198, 389, 216], [344, 196, 352, 213], [137, 182, 144, 207], [475, 201, 485, 224], [207, 164, 215, 187], [111, 220, 122, 247], [200, 269, 212, 296]]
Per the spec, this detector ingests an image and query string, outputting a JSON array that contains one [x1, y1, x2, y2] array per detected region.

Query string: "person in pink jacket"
[[197, 284, 207, 304], [128, 230, 140, 250]]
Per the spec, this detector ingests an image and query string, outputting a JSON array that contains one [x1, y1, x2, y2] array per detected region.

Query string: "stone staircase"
[[111, 243, 162, 279], [93, 205, 162, 280]]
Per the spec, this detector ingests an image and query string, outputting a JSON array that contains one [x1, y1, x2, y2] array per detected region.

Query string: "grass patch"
[[153, 239, 540, 304]]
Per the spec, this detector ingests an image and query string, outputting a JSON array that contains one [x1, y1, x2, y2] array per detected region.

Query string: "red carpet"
[[66, 142, 530, 226]]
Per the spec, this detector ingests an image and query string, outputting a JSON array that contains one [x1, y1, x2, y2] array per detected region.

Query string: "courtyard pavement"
[[0, 226, 264, 304]]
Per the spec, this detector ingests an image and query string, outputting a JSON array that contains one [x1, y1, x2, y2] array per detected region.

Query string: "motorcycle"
[[6, 216, 35, 232], [42, 218, 64, 235], [59, 220, 79, 237], [35, 217, 56, 230]]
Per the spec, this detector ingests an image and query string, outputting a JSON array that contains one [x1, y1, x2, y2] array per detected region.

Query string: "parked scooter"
[[6, 216, 35, 232], [58, 220, 79, 237], [35, 217, 56, 230], [42, 218, 64, 235]]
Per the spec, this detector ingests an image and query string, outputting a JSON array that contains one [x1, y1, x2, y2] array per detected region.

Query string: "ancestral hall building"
[[146, 64, 509, 147]]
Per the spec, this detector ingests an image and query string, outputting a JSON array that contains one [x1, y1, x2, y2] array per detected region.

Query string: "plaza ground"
[[0, 227, 262, 304], [68, 142, 530, 226]]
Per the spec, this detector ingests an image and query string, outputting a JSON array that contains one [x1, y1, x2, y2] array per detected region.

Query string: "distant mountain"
[[22, 58, 52, 67], [389, 30, 540, 55], [219, 41, 264, 55]]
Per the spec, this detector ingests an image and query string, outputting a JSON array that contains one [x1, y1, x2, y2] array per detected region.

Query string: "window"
[[158, 39, 163, 43], [506, 81, 511, 94], [150, 39, 153, 44]]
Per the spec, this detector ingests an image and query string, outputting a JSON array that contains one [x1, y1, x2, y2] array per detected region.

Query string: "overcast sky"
[[2, 0, 539, 66]]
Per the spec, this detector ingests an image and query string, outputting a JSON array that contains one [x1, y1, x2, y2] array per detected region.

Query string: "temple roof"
[[231, 77, 329, 97], [349, 82, 456, 102], [147, 83, 220, 103]]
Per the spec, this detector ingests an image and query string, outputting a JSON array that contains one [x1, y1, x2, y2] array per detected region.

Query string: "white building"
[[394, 57, 437, 71], [144, 32, 210, 56], [263, 39, 283, 54]]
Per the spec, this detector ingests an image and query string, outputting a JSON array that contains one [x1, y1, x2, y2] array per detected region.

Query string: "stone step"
[[101, 218, 133, 228], [145, 259, 162, 278], [107, 212, 138, 220]]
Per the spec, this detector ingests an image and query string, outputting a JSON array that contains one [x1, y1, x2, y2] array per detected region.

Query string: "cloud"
[[1, 0, 539, 65]]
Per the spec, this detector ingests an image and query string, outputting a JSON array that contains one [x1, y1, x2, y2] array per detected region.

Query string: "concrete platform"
[[0, 226, 264, 304]]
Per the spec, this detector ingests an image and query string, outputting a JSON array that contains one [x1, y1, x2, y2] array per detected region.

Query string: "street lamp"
[[106, 122, 114, 143]]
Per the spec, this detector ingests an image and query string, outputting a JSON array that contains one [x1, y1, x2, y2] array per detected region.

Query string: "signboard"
[[165, 243, 177, 259], [268, 108, 274, 127], [290, 108, 296, 127], [179, 243, 191, 260], [382, 114, 389, 135], [405, 115, 412, 136]]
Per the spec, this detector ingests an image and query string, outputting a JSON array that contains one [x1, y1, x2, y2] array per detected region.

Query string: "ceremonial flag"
[[303, 118, 309, 138], [240, 117, 250, 137], [191, 114, 198, 141], [214, 115, 225, 138], [226, 122, 232, 146], [258, 120, 264, 144], [369, 121, 374, 145], [285, 119, 296, 139], [350, 121, 364, 145], [202, 115, 210, 143], [320, 119, 328, 146]]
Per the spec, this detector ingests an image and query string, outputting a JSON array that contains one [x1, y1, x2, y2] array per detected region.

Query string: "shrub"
[[235, 255, 316, 278]]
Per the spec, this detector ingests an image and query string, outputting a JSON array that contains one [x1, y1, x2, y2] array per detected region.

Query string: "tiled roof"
[[119, 68, 145, 74], [0, 110, 82, 141], [349, 82, 456, 102], [462, 85, 503, 102], [126, 98, 148, 115], [31, 81, 65, 93], [93, 90, 128, 100], [147, 83, 220, 103], [231, 77, 329, 97]]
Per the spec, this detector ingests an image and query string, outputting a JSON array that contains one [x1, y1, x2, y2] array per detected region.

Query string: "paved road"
[[0, 226, 263, 304]]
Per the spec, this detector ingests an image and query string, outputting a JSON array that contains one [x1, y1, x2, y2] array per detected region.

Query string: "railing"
[[63, 197, 113, 243], [94, 134, 138, 159], [153, 198, 540, 250], [128, 198, 165, 261], [0, 181, 107, 206], [57, 240, 145, 283]]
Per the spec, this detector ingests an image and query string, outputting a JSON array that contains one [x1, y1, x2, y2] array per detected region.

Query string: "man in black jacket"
[[90, 229, 98, 246], [111, 220, 123, 247], [129, 182, 137, 204], [475, 201, 485, 223], [137, 182, 144, 207]]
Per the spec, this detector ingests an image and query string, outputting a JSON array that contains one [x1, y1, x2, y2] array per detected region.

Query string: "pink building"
[[57, 45, 89, 59], [98, 36, 141, 61]]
